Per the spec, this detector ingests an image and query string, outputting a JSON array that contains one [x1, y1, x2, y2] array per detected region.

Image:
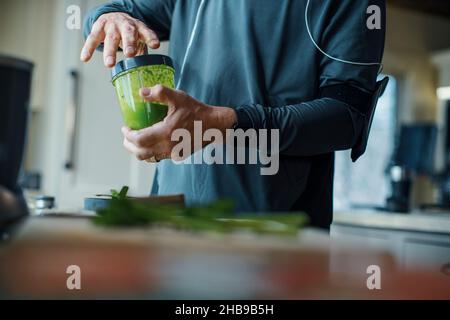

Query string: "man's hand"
[[80, 12, 160, 68], [121, 85, 237, 162]]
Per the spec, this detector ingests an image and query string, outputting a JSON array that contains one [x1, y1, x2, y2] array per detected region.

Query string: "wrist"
[[204, 106, 237, 134]]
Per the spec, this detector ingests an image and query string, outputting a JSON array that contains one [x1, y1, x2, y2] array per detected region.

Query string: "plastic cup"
[[111, 55, 175, 130]]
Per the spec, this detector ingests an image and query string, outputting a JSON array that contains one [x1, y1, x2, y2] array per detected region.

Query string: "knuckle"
[[88, 32, 102, 42], [140, 32, 152, 41], [177, 90, 188, 99], [137, 20, 149, 30], [116, 14, 127, 23], [124, 24, 136, 34], [96, 16, 107, 26], [140, 28, 154, 39], [153, 84, 165, 95], [106, 32, 121, 42], [135, 136, 145, 148], [135, 140, 143, 148]]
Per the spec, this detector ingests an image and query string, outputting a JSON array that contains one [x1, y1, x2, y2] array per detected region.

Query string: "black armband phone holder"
[[351, 77, 389, 162], [320, 76, 389, 162]]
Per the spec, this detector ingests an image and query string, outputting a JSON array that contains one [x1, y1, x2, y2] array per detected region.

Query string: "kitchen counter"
[[333, 210, 450, 234], [0, 215, 334, 299], [1, 215, 449, 299]]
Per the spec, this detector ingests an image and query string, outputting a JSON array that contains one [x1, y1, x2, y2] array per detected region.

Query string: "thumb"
[[139, 85, 177, 106]]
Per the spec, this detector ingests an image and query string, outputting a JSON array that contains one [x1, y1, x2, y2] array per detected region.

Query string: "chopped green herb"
[[109, 186, 129, 200], [92, 190, 308, 236]]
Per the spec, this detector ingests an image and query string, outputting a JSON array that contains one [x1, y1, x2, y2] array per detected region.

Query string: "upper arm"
[[309, 0, 386, 91]]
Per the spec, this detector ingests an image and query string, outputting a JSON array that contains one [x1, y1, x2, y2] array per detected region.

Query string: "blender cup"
[[111, 55, 175, 130]]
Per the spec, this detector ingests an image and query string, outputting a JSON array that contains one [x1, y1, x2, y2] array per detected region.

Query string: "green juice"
[[112, 55, 175, 130]]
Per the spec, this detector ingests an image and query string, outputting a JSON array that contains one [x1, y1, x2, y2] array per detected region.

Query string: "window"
[[334, 75, 397, 210]]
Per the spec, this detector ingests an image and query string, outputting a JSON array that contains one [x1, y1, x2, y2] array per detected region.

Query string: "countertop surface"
[[333, 209, 450, 234], [1, 215, 449, 299]]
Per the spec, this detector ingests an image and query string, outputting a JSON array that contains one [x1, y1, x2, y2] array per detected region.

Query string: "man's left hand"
[[122, 85, 237, 162]]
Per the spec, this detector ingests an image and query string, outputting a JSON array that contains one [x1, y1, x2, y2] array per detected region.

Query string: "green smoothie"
[[112, 55, 175, 130]]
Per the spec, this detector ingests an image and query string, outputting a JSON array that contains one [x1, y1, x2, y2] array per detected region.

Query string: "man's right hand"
[[80, 12, 160, 68]]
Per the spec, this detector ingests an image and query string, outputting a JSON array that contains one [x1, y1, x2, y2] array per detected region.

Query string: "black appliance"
[[393, 124, 438, 175], [387, 124, 437, 212], [0, 55, 33, 229], [439, 100, 450, 205]]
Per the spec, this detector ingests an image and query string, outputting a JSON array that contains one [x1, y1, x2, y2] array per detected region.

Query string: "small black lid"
[[0, 55, 34, 71], [35, 195, 55, 201], [111, 54, 174, 80]]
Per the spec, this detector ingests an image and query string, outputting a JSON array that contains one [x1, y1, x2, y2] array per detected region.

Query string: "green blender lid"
[[111, 54, 174, 80]]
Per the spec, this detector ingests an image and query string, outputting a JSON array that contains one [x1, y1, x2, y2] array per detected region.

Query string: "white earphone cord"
[[176, 0, 207, 89], [176, 0, 383, 88], [305, 0, 383, 74]]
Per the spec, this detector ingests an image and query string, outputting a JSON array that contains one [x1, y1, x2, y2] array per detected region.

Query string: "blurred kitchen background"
[[2, 0, 450, 295], [0, 0, 170, 209], [1, 0, 450, 213]]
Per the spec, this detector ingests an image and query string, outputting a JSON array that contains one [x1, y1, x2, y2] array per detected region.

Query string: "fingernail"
[[105, 56, 114, 66], [125, 46, 135, 56], [80, 50, 89, 61], [141, 88, 151, 96], [150, 40, 159, 47]]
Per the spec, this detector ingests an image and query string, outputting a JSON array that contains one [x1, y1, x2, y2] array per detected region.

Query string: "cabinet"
[[403, 239, 450, 280], [331, 219, 450, 281]]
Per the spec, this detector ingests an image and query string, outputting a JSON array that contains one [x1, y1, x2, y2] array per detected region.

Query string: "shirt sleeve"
[[234, 0, 386, 157], [83, 0, 177, 42]]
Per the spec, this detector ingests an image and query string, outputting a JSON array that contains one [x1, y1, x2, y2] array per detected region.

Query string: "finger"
[[122, 126, 160, 148], [103, 25, 121, 67], [80, 19, 106, 62], [137, 23, 160, 49], [139, 85, 181, 106], [122, 136, 138, 154], [136, 41, 148, 56], [119, 22, 138, 57], [123, 137, 154, 161], [121, 126, 132, 136]]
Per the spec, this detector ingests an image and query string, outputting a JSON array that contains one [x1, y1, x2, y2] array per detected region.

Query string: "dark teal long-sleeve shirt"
[[85, 0, 385, 228]]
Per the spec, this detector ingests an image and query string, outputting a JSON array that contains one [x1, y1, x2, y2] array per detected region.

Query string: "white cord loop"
[[176, 0, 384, 89], [305, 0, 383, 74]]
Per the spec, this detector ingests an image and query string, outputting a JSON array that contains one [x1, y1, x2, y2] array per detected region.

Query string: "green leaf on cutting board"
[[92, 189, 309, 236]]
